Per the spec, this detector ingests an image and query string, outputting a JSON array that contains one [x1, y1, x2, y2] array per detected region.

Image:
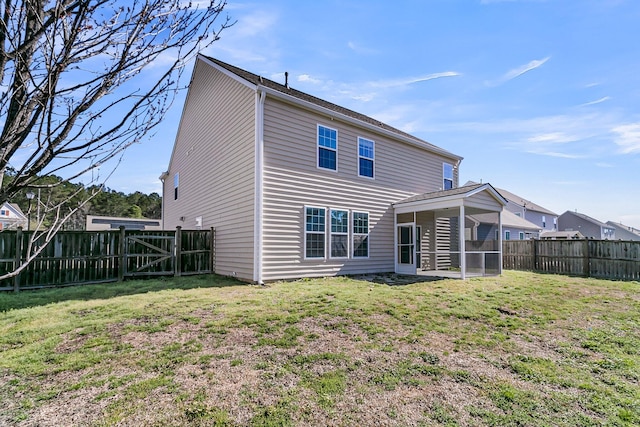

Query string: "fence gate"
[[124, 234, 175, 277]]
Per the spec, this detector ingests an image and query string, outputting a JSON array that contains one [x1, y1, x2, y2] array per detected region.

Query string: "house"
[[0, 202, 28, 231], [558, 211, 615, 240], [467, 182, 558, 233], [161, 55, 505, 282], [85, 215, 162, 231], [540, 230, 585, 240], [605, 221, 640, 241], [470, 209, 541, 241]]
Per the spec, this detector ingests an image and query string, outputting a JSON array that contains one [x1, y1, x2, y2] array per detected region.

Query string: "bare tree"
[[0, 0, 232, 278]]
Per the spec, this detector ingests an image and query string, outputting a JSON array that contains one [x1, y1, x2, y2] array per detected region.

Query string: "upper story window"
[[318, 125, 337, 170], [174, 173, 179, 200], [358, 137, 375, 178], [542, 215, 546, 228], [443, 163, 454, 190]]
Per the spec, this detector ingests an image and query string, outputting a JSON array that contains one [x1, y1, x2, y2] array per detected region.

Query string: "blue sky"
[[113, 0, 640, 228]]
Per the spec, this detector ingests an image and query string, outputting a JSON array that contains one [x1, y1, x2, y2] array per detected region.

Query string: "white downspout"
[[159, 172, 168, 230], [253, 89, 266, 284]]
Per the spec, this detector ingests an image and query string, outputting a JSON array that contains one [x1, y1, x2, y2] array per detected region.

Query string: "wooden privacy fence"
[[503, 239, 640, 281], [0, 227, 215, 292]]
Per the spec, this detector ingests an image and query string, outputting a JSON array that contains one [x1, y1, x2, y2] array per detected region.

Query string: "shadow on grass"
[[0, 274, 244, 312], [348, 272, 446, 286]]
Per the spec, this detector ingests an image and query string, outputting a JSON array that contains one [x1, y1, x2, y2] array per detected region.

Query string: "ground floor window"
[[353, 211, 369, 258], [330, 209, 349, 258], [305, 206, 325, 258], [303, 207, 369, 260]]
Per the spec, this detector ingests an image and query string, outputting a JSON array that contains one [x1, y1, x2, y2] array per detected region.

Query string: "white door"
[[396, 223, 416, 274]]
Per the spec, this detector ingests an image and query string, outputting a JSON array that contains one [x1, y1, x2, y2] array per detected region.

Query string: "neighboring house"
[[558, 211, 615, 240], [606, 221, 640, 241], [161, 55, 505, 282], [0, 202, 28, 231], [85, 215, 162, 231], [540, 230, 585, 240], [470, 209, 541, 241], [467, 182, 558, 232]]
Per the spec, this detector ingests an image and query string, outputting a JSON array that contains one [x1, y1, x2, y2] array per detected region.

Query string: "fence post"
[[13, 227, 23, 292], [583, 239, 590, 278], [118, 226, 126, 281], [175, 226, 182, 277], [532, 239, 538, 271], [210, 227, 215, 274]]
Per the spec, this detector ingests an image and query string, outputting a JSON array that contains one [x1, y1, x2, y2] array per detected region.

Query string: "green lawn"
[[1, 271, 638, 426]]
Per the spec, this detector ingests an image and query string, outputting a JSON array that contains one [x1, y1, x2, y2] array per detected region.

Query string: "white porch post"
[[393, 209, 398, 273], [498, 209, 503, 275], [459, 204, 466, 280]]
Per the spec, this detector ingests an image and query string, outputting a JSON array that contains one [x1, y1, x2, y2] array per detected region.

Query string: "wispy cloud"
[[297, 74, 321, 84], [525, 150, 585, 159], [294, 71, 460, 104], [347, 41, 379, 55], [369, 72, 461, 89], [527, 132, 579, 144], [487, 56, 550, 86], [581, 96, 611, 107], [611, 123, 640, 154], [206, 9, 280, 64]]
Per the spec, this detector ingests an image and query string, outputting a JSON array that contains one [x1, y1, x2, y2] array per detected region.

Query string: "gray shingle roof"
[[202, 55, 460, 160], [464, 181, 557, 216], [564, 211, 610, 228], [394, 183, 487, 205]]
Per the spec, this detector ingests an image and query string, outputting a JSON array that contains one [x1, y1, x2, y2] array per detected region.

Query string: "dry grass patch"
[[1, 271, 639, 426]]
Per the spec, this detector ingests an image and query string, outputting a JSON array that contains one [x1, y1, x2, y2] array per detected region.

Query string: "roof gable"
[[394, 183, 507, 206]]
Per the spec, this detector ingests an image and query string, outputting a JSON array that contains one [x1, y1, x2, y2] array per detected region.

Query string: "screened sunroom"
[[392, 183, 507, 279]]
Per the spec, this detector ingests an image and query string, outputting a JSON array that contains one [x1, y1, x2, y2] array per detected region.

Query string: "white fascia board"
[[258, 85, 463, 162], [394, 197, 464, 214]]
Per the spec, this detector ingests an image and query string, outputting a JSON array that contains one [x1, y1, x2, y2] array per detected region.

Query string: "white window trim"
[[505, 230, 511, 241], [330, 209, 349, 259], [304, 205, 326, 260], [317, 124, 338, 172], [519, 232, 525, 240], [443, 162, 454, 190], [352, 210, 370, 259], [357, 137, 375, 179]]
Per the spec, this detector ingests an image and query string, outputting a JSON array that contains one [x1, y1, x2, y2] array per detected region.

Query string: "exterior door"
[[396, 223, 416, 274]]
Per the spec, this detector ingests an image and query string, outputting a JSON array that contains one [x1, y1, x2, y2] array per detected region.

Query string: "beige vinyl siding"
[[261, 97, 458, 281], [163, 60, 256, 280], [467, 190, 502, 211]]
